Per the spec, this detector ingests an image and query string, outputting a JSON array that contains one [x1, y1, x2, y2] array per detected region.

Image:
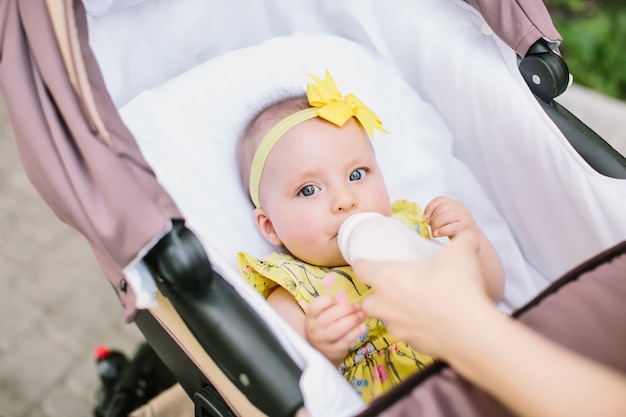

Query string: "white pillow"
[[118, 34, 538, 311]]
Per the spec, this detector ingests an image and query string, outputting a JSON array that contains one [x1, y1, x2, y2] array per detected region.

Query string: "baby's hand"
[[305, 295, 367, 366], [423, 196, 477, 239]]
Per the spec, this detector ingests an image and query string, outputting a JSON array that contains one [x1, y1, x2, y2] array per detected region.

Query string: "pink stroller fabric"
[[0, 0, 182, 322], [365, 241, 626, 417], [467, 0, 562, 56]]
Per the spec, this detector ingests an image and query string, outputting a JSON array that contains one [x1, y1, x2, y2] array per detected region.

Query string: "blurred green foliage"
[[545, 0, 626, 100]]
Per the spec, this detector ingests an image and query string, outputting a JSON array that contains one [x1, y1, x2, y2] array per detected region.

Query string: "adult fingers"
[[354, 260, 405, 319]]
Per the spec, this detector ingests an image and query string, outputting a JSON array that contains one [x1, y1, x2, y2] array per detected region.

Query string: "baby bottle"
[[338, 212, 442, 264]]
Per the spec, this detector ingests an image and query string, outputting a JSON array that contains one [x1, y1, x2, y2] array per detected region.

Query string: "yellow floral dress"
[[237, 200, 435, 403]]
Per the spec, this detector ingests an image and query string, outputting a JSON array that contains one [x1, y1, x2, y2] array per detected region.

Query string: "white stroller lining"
[[89, 0, 626, 287], [117, 31, 547, 309], [117, 34, 536, 417], [383, 0, 626, 279], [89, 1, 626, 415]]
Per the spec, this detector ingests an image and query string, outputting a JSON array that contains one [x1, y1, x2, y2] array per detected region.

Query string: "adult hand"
[[357, 233, 626, 417], [354, 231, 494, 359]]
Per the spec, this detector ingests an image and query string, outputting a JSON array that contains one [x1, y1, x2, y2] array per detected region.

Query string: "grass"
[[546, 0, 626, 100]]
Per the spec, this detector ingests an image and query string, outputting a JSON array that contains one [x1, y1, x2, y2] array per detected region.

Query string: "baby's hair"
[[237, 91, 310, 197]]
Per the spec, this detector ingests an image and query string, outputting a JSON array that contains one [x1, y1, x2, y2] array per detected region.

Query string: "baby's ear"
[[254, 208, 283, 246]]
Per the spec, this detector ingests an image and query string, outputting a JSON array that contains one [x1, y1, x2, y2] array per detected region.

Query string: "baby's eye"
[[349, 168, 367, 181], [298, 184, 320, 197]]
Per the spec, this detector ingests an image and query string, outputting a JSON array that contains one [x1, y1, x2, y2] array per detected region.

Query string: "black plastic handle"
[[145, 221, 304, 417]]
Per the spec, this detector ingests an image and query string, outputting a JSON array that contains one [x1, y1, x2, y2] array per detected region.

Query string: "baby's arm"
[[266, 286, 307, 336], [423, 196, 504, 302], [267, 287, 366, 366]]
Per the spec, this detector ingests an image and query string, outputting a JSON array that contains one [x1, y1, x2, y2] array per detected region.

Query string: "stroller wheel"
[[519, 39, 570, 102]]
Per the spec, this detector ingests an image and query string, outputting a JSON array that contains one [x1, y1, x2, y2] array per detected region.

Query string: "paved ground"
[[0, 82, 624, 417], [0, 97, 144, 417]]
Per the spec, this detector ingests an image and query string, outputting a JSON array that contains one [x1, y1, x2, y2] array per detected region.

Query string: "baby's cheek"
[[289, 226, 324, 253], [298, 234, 340, 265]]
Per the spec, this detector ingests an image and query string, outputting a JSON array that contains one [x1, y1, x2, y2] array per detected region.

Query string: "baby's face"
[[255, 117, 392, 266]]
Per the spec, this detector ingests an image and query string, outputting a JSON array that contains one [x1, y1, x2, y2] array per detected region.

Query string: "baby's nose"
[[333, 187, 358, 213]]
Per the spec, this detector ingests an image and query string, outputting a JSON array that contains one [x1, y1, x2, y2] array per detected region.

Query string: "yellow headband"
[[249, 70, 389, 208]]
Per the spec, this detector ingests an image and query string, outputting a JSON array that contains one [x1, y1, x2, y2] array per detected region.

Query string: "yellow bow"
[[248, 70, 389, 208], [307, 70, 389, 138]]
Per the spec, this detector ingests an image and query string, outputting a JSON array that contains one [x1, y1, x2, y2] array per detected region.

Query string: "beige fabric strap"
[[146, 291, 267, 416], [45, 0, 112, 147]]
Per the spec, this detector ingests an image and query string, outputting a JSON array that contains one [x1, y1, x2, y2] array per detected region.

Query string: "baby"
[[236, 70, 504, 403]]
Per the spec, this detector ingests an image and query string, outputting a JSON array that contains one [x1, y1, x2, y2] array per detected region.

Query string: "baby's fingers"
[[307, 295, 338, 319], [342, 321, 369, 349], [423, 196, 450, 220], [307, 300, 364, 335], [431, 221, 463, 238], [329, 313, 368, 345]]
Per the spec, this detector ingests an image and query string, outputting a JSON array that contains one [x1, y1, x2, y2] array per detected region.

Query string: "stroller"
[[2, 0, 626, 416]]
